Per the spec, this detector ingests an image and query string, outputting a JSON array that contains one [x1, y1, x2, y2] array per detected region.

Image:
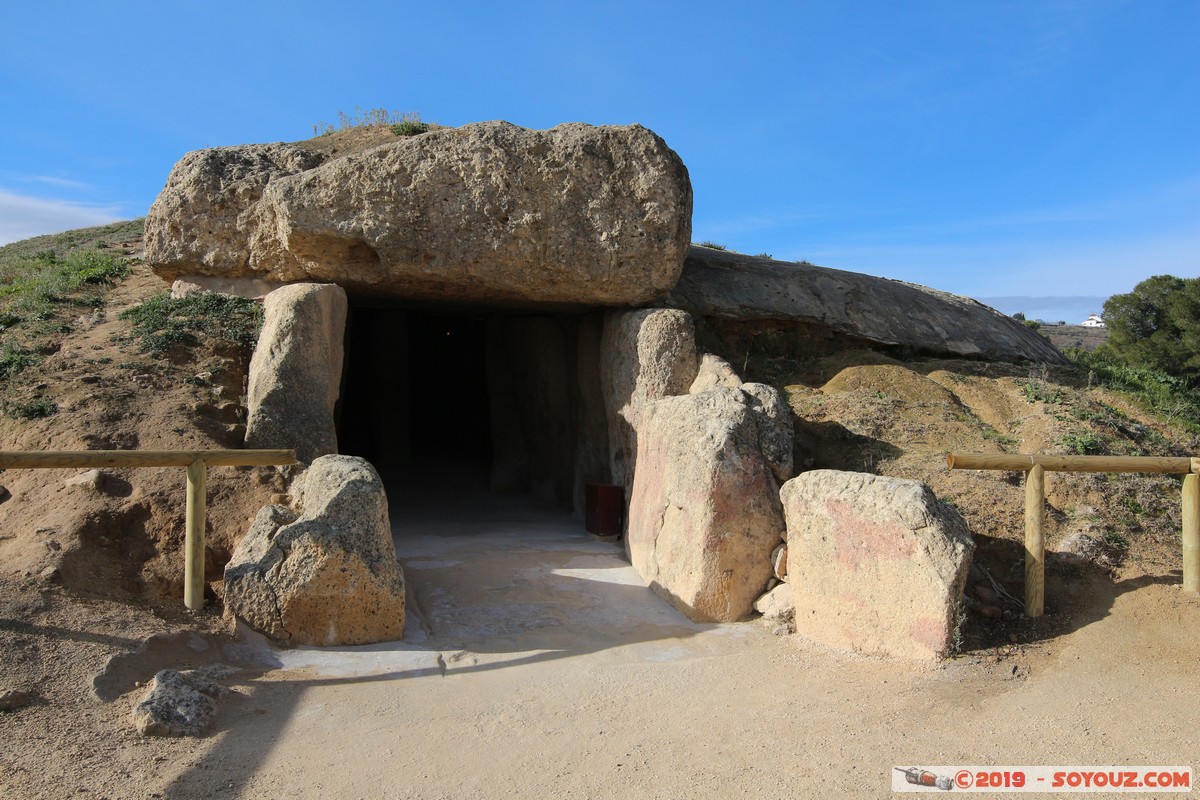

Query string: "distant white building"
[[1081, 314, 1106, 328]]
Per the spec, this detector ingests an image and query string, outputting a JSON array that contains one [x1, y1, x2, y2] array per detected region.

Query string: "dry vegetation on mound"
[[0, 221, 285, 611], [742, 347, 1198, 651]]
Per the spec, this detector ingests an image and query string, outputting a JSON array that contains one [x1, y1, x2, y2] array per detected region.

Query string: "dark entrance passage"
[[338, 305, 611, 517], [339, 308, 493, 490]]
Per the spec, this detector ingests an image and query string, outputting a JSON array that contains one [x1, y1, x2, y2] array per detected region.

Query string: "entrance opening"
[[337, 305, 610, 520], [339, 308, 493, 490]]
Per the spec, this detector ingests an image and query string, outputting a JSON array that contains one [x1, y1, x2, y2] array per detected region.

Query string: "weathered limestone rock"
[[781, 471, 974, 660], [627, 387, 784, 622], [600, 309, 698, 494], [665, 247, 1068, 364], [688, 353, 742, 394], [146, 122, 692, 308], [244, 283, 347, 464], [771, 542, 788, 580], [65, 469, 104, 492], [753, 582, 794, 624], [171, 274, 286, 300], [131, 668, 229, 737], [224, 456, 405, 646], [742, 382, 794, 483], [144, 142, 328, 275]]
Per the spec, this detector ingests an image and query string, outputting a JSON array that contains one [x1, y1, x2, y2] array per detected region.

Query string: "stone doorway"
[[336, 305, 608, 518], [338, 307, 494, 488]]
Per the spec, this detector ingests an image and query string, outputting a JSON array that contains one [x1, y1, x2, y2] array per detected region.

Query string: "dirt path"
[[128, 498, 1199, 800]]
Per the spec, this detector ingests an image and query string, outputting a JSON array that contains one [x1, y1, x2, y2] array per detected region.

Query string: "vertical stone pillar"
[[245, 283, 347, 464]]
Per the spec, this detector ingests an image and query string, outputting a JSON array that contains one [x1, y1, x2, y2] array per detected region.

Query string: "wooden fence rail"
[[0, 449, 297, 611], [947, 452, 1200, 617]]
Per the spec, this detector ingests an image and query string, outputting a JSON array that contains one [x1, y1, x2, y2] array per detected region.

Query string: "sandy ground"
[[63, 487, 1189, 800], [2, 480, 1197, 799]]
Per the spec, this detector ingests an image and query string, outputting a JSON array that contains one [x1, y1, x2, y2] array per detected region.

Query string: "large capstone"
[[666, 247, 1068, 364], [780, 470, 974, 660], [145, 121, 692, 308], [224, 455, 405, 646]]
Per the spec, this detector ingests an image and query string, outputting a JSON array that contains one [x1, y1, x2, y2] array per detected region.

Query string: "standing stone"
[[224, 456, 405, 646], [146, 122, 692, 308], [627, 387, 785, 622], [244, 283, 347, 464], [741, 382, 795, 483], [600, 309, 698, 495], [771, 542, 788, 580], [780, 470, 974, 660]]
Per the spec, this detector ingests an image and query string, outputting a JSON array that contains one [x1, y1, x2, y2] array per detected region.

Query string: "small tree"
[[1102, 275, 1200, 384]]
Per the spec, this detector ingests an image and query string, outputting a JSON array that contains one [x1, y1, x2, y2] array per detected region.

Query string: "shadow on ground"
[[959, 532, 1181, 653]]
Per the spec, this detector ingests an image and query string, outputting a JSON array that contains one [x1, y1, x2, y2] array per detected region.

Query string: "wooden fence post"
[[1184, 473, 1199, 594], [184, 457, 207, 611], [1024, 464, 1045, 617]]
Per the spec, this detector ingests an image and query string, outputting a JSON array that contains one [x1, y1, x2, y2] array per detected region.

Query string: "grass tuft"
[[3, 398, 57, 419], [312, 107, 431, 137], [118, 292, 263, 355]]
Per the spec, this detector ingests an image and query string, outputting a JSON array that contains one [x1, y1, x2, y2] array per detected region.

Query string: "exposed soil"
[[1, 227, 1196, 798]]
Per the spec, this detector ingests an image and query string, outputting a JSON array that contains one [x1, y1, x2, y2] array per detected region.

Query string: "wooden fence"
[[947, 452, 1200, 617], [0, 449, 296, 611]]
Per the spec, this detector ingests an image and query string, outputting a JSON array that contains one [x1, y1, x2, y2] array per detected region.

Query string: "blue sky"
[[1, 1, 1195, 318]]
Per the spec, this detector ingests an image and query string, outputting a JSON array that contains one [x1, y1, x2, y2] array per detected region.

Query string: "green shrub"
[[1066, 348, 1200, 432], [4, 398, 57, 419], [119, 292, 263, 355], [1102, 275, 1200, 383], [1017, 379, 1063, 405], [391, 112, 430, 136], [1061, 430, 1107, 455], [0, 344, 37, 381]]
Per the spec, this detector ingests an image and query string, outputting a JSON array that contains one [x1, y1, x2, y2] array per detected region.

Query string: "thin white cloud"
[[0, 188, 123, 245], [25, 175, 94, 191]]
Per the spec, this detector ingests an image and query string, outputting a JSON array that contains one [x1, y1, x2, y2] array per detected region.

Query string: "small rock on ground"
[[0, 687, 36, 712], [131, 667, 233, 737]]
